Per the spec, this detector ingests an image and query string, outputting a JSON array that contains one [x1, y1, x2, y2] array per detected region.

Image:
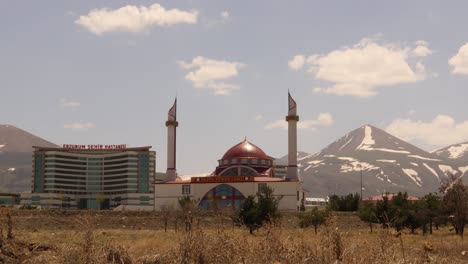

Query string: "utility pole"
[[360, 167, 363, 201]]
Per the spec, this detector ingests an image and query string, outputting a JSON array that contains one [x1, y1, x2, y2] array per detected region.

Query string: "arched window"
[[219, 167, 238, 177], [219, 165, 259, 177], [199, 184, 245, 210]]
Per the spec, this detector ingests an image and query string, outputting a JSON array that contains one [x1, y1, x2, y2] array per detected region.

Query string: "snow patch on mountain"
[[339, 157, 380, 173], [373, 148, 410, 154], [402, 168, 422, 187], [8, 168, 15, 172], [439, 165, 457, 176], [459, 166, 468, 175], [298, 154, 316, 162], [408, 155, 441, 161], [446, 144, 468, 159], [423, 163, 439, 180], [307, 160, 323, 165], [376, 159, 396, 163], [337, 157, 356, 161], [356, 125, 375, 150], [410, 163, 419, 166], [356, 126, 410, 154], [339, 136, 353, 150]]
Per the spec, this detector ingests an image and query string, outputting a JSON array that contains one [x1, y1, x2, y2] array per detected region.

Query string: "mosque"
[[154, 94, 304, 211]]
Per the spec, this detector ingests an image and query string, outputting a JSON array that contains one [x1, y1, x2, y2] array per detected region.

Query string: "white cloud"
[[64, 122, 95, 130], [449, 43, 468, 75], [294, 37, 429, 98], [288, 55, 306, 70], [179, 56, 245, 95], [59, 98, 81, 107], [75, 3, 198, 35], [265, 112, 333, 130], [254, 114, 263, 121], [265, 120, 287, 130], [221, 11, 230, 19], [386, 115, 468, 147], [412, 40, 433, 57]]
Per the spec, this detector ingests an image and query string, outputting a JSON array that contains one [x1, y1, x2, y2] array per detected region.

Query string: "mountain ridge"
[[433, 141, 468, 163], [280, 125, 468, 197], [0, 125, 58, 153], [0, 125, 58, 192]]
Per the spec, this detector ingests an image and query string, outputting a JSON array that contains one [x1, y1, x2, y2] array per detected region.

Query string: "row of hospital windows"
[[45, 154, 142, 161], [45, 164, 139, 171], [43, 185, 141, 191], [44, 179, 140, 185], [43, 169, 139, 176], [42, 162, 154, 168], [42, 159, 153, 167], [38, 174, 146, 181]]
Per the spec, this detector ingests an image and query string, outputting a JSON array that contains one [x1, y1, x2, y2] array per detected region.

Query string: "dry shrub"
[[0, 208, 57, 264], [103, 244, 132, 264], [142, 220, 318, 264], [59, 214, 133, 264], [7, 210, 468, 264], [138, 215, 468, 264]]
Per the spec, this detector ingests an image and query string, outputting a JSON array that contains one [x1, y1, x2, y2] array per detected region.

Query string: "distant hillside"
[[0, 125, 58, 192], [274, 151, 311, 166], [0, 125, 57, 153]]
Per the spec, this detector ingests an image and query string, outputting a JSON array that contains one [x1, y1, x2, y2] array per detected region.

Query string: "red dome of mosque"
[[222, 140, 269, 160]]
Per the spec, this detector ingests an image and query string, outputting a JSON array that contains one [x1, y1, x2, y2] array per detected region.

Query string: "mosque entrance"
[[199, 184, 245, 210]]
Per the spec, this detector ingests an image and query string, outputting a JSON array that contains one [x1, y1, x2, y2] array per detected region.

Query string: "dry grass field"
[[1, 210, 467, 263]]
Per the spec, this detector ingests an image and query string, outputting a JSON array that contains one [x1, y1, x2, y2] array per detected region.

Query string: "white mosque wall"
[[154, 181, 302, 211]]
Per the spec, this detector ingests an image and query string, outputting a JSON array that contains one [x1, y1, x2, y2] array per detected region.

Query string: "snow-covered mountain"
[[433, 141, 468, 163], [281, 125, 468, 197]]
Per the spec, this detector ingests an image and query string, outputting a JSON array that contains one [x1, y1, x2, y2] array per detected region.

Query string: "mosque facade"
[[154, 94, 304, 211]]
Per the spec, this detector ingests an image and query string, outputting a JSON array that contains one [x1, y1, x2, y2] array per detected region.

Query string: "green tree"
[[375, 195, 391, 228], [421, 193, 442, 234], [299, 207, 328, 234], [440, 174, 468, 239], [238, 196, 260, 234], [389, 192, 411, 231], [256, 185, 281, 221], [406, 201, 426, 234], [359, 203, 378, 233], [327, 193, 360, 211], [238, 186, 282, 234]]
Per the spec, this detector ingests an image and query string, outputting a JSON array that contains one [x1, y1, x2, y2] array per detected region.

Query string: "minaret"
[[286, 92, 299, 181], [165, 98, 178, 181]]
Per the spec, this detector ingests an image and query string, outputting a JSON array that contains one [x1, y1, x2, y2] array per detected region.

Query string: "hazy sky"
[[2, 1, 468, 174]]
